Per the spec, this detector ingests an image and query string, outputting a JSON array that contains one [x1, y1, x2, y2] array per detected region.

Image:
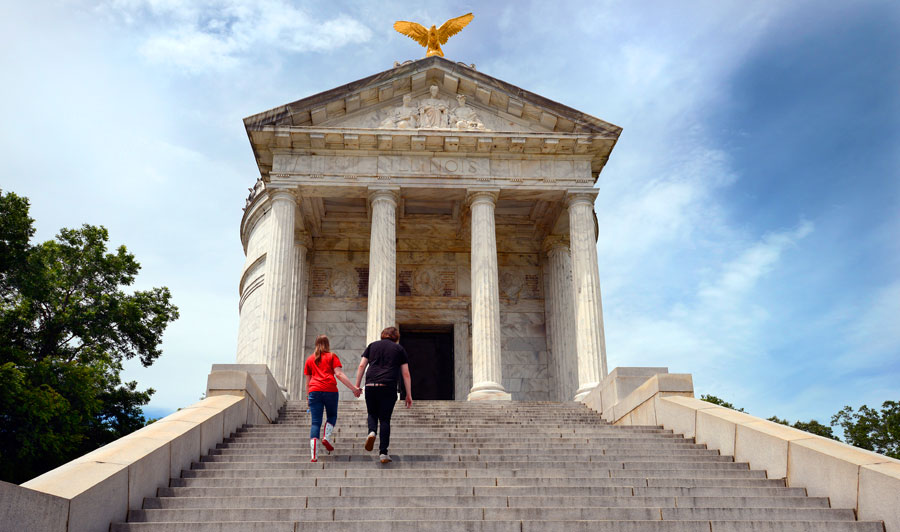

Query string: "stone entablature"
[[243, 56, 620, 179], [269, 153, 594, 184]]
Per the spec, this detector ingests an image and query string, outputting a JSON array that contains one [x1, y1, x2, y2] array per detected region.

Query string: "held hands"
[[352, 386, 362, 398]]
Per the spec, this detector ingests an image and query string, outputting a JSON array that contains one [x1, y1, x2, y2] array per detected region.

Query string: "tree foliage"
[[699, 394, 745, 412], [832, 402, 900, 459], [0, 190, 179, 483], [768, 416, 838, 440]]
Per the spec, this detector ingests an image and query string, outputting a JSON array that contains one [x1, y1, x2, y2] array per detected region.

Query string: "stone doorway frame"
[[395, 317, 471, 401], [399, 323, 455, 401]]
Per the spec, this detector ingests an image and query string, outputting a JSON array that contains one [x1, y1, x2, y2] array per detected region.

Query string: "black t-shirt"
[[362, 339, 409, 386]]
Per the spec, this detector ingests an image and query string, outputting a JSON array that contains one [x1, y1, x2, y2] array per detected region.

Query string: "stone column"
[[567, 190, 608, 401], [467, 189, 511, 401], [366, 187, 399, 344], [544, 237, 578, 402], [284, 232, 311, 400], [260, 188, 298, 390]]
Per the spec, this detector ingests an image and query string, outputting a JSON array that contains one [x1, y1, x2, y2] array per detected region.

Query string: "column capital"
[[542, 236, 571, 256], [294, 231, 312, 249], [466, 187, 500, 206], [367, 186, 400, 206], [267, 186, 298, 204], [566, 187, 599, 207]]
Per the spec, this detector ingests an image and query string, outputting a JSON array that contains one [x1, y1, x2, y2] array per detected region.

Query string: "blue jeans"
[[308, 391, 339, 439]]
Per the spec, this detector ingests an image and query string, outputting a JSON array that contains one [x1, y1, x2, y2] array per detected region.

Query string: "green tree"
[[0, 190, 179, 483], [700, 394, 745, 412], [767, 416, 838, 440], [832, 402, 900, 459]]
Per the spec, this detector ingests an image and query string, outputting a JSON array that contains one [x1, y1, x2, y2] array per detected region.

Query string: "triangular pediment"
[[315, 85, 543, 134], [243, 56, 622, 177]]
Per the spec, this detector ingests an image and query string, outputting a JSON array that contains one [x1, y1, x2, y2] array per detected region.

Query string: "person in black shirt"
[[354, 326, 413, 463]]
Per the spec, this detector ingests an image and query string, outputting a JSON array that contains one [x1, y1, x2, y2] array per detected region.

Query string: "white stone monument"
[[236, 57, 621, 402]]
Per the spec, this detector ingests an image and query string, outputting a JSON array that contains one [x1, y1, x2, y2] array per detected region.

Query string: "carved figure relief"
[[450, 94, 484, 130], [244, 178, 265, 210], [328, 267, 358, 297], [499, 270, 526, 303], [418, 84, 450, 128], [379, 94, 418, 129], [377, 85, 487, 131], [413, 268, 442, 296]]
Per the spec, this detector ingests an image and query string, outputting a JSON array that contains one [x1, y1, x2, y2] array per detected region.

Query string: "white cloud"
[[837, 281, 900, 368], [697, 221, 813, 308], [101, 0, 373, 72], [608, 222, 814, 370]]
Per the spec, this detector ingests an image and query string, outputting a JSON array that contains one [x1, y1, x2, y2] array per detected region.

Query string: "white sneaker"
[[364, 431, 376, 452], [379, 453, 392, 464]]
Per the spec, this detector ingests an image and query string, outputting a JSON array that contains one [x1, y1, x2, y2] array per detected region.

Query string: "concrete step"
[[213, 449, 730, 461], [158, 485, 808, 498], [226, 435, 694, 444], [143, 494, 831, 510], [188, 463, 759, 477], [203, 449, 733, 460], [216, 443, 719, 455], [112, 520, 886, 532], [181, 465, 769, 479], [113, 401, 884, 531], [128, 506, 859, 523], [239, 427, 675, 434], [172, 473, 788, 487]]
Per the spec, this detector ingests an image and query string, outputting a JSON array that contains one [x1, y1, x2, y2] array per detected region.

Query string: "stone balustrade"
[[585, 367, 900, 531]]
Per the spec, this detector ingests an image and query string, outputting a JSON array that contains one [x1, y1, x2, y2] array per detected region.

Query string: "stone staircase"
[[112, 400, 885, 531]]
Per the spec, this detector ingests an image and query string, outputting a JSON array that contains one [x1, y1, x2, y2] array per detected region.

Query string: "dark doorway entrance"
[[399, 325, 454, 400]]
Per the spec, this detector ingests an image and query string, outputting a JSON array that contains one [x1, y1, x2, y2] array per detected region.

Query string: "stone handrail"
[[583, 367, 900, 531], [0, 364, 285, 532]]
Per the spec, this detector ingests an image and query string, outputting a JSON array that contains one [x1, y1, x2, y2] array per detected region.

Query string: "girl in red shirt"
[[303, 335, 360, 462]]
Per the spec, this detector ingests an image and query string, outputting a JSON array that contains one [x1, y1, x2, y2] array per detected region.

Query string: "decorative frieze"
[[271, 153, 591, 182]]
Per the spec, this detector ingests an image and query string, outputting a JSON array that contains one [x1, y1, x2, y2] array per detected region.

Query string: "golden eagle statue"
[[393, 13, 474, 58]]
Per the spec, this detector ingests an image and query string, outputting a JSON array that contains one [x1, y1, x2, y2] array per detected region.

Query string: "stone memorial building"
[[6, 53, 898, 532], [236, 56, 621, 403]]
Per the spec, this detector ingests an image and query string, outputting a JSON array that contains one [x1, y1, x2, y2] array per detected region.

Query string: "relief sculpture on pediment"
[[377, 84, 488, 131], [379, 94, 419, 129], [418, 84, 450, 128], [450, 94, 484, 130]]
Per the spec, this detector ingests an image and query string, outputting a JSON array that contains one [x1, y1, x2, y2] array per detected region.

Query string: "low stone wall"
[[0, 364, 284, 532], [583, 367, 900, 531]]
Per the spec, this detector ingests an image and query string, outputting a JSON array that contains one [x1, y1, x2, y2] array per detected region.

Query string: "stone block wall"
[[500, 308, 549, 401], [499, 252, 549, 401]]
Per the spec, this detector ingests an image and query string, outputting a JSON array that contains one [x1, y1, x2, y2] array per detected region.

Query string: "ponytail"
[[313, 335, 330, 364]]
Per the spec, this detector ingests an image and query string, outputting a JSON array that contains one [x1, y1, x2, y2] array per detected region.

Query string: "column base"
[[467, 382, 512, 401], [573, 383, 599, 402]]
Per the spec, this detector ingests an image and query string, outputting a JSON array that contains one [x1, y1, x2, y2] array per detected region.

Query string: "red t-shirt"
[[304, 352, 342, 393]]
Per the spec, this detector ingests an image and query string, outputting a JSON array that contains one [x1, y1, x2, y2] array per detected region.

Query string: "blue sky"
[[1, 0, 897, 425]]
